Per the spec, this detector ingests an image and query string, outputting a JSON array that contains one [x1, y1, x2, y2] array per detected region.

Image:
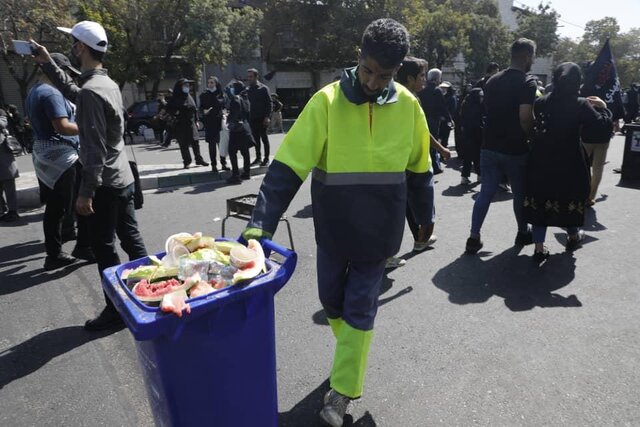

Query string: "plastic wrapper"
[[179, 259, 211, 281]]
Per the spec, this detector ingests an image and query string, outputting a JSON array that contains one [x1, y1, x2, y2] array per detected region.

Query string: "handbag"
[[1, 129, 21, 154], [219, 121, 229, 158], [124, 132, 144, 210]]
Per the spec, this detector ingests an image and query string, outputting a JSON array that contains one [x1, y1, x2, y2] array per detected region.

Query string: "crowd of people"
[[150, 68, 283, 184], [0, 15, 634, 427], [243, 19, 621, 426]]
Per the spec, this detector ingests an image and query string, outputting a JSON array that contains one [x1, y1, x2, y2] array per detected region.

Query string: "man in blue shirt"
[[26, 53, 94, 270]]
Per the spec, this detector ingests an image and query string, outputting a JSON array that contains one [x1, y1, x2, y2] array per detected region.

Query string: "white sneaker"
[[461, 176, 471, 185], [320, 389, 350, 427], [413, 235, 438, 252], [385, 256, 406, 269]]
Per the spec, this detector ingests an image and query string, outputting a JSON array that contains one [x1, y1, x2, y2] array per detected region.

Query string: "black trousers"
[[462, 129, 482, 178], [438, 121, 452, 148], [40, 162, 90, 256], [204, 126, 226, 168], [249, 118, 270, 160], [88, 184, 147, 310], [177, 136, 204, 166], [229, 145, 250, 177]]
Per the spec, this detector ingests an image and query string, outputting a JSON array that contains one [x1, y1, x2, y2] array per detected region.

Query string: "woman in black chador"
[[167, 78, 209, 169], [224, 81, 255, 184], [524, 62, 613, 262]]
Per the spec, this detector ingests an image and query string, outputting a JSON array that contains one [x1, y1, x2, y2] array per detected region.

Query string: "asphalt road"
[[1, 134, 639, 426]]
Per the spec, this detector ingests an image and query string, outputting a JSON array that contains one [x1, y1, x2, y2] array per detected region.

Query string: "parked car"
[[126, 100, 159, 135]]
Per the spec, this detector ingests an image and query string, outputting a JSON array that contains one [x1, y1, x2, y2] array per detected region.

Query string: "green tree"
[[513, 2, 559, 57], [79, 0, 263, 98], [464, 0, 511, 79], [552, 36, 578, 67], [565, 18, 640, 87], [582, 17, 620, 49], [78, 0, 154, 89], [0, 0, 76, 110], [402, 0, 471, 69]]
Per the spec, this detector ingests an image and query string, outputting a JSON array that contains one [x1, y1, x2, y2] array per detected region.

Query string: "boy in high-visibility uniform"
[[243, 19, 431, 426]]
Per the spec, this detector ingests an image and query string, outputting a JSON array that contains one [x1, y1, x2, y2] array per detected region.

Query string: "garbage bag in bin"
[[102, 238, 297, 427]]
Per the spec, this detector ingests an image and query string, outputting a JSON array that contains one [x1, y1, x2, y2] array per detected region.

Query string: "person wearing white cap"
[[31, 21, 148, 331]]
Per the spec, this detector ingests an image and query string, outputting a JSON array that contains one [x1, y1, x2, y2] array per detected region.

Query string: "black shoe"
[[44, 252, 77, 271], [250, 158, 261, 166], [515, 230, 533, 246], [532, 247, 550, 263], [72, 246, 96, 262], [260, 159, 270, 167], [240, 172, 251, 180], [565, 230, 585, 252], [226, 175, 242, 185], [183, 163, 191, 169], [84, 307, 125, 331], [465, 237, 483, 254], [0, 210, 20, 222], [221, 164, 230, 171], [196, 160, 209, 167]]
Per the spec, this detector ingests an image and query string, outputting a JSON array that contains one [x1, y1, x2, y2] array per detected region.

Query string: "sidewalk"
[[14, 134, 285, 209]]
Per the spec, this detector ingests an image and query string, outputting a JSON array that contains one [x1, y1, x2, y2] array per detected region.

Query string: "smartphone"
[[12, 40, 35, 55]]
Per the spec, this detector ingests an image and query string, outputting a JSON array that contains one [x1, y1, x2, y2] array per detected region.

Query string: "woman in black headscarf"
[[524, 62, 613, 262], [224, 80, 255, 184], [460, 87, 484, 185], [166, 78, 208, 169]]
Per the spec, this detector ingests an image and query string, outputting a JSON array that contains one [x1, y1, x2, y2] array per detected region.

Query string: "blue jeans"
[[532, 225, 579, 244], [471, 149, 529, 236]]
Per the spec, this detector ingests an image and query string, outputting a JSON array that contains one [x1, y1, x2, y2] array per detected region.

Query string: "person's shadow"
[[279, 379, 377, 426], [0, 240, 88, 296], [0, 326, 117, 389], [582, 207, 607, 232], [293, 204, 313, 219], [432, 247, 582, 311], [312, 274, 413, 326]]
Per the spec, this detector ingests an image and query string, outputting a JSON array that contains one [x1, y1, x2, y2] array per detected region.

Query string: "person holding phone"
[[31, 20, 147, 331]]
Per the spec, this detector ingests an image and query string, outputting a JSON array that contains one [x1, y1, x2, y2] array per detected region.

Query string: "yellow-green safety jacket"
[[249, 67, 432, 260]]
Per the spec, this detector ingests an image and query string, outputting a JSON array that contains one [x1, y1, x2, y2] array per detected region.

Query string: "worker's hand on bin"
[[242, 227, 273, 242]]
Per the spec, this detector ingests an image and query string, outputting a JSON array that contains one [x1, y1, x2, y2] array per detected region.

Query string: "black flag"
[[581, 38, 626, 120]]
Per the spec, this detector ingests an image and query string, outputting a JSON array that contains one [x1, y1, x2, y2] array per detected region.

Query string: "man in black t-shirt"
[[466, 39, 537, 254]]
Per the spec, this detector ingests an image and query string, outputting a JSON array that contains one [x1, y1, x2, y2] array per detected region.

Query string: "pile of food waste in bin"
[[121, 232, 267, 317]]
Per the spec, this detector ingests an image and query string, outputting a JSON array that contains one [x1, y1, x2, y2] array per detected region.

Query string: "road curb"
[[16, 166, 269, 209]]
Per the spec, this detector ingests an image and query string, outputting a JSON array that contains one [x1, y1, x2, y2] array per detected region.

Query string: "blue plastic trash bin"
[[102, 239, 297, 427]]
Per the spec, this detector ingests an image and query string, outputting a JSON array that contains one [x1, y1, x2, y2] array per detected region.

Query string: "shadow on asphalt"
[[311, 274, 413, 327], [0, 211, 43, 227], [293, 204, 313, 219], [279, 378, 378, 426], [0, 240, 89, 296], [441, 183, 479, 197], [0, 326, 117, 389], [432, 246, 582, 311], [583, 207, 607, 231]]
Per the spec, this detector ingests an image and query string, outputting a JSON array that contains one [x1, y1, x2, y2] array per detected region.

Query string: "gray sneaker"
[[413, 235, 438, 252], [320, 389, 350, 427], [385, 256, 407, 269]]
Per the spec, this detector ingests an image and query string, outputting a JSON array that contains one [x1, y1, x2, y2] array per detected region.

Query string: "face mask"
[[69, 44, 81, 69], [182, 85, 190, 94], [228, 87, 235, 96], [207, 86, 217, 93]]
